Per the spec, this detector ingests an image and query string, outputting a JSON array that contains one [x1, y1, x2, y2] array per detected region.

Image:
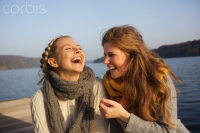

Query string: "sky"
[[1, 0, 200, 61]]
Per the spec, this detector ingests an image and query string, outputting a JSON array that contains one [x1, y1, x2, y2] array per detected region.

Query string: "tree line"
[[94, 39, 200, 63], [153, 39, 200, 58], [0, 39, 200, 70], [0, 55, 40, 70]]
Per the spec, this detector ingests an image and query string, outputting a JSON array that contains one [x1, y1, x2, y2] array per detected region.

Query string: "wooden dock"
[[0, 98, 34, 133]]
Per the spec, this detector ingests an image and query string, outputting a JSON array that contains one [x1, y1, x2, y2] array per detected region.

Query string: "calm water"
[[0, 56, 200, 132]]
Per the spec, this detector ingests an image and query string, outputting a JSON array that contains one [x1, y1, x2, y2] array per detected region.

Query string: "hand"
[[99, 98, 130, 123]]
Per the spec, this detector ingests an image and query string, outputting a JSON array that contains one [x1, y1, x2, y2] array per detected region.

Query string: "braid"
[[40, 36, 60, 72], [38, 35, 71, 84]]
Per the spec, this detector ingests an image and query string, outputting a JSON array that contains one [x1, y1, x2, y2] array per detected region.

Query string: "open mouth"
[[109, 66, 116, 70], [71, 57, 82, 63]]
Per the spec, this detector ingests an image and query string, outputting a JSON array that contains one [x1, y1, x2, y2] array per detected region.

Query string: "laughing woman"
[[30, 36, 108, 133], [99, 25, 190, 133]]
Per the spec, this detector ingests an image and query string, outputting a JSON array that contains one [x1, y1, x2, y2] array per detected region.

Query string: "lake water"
[[0, 56, 200, 132]]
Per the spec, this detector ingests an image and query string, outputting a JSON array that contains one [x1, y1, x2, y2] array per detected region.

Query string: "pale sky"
[[1, 0, 200, 61]]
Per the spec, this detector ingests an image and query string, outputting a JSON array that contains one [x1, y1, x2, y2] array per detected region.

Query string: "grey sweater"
[[113, 74, 190, 133]]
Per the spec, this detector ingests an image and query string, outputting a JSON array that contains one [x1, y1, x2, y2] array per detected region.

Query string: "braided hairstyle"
[[38, 35, 71, 84]]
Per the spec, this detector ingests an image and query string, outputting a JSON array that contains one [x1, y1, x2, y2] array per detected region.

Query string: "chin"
[[110, 74, 119, 79], [74, 68, 84, 73]]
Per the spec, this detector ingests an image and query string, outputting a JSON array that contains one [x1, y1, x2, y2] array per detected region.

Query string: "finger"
[[99, 104, 108, 117], [99, 107, 106, 115], [99, 108, 109, 118], [101, 98, 117, 107], [100, 98, 111, 107], [99, 101, 110, 112]]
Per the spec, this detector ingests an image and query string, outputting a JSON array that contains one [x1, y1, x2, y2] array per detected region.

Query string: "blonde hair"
[[38, 35, 71, 84], [102, 25, 180, 129]]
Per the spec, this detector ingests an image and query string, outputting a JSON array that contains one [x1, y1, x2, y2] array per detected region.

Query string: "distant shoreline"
[[1, 39, 200, 70], [94, 39, 200, 63]]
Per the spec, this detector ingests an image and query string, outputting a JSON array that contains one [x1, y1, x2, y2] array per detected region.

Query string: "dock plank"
[[0, 98, 34, 133]]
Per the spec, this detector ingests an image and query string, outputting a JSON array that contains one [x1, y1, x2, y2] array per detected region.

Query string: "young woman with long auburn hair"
[[99, 25, 190, 133]]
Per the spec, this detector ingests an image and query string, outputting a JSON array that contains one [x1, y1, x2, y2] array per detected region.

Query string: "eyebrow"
[[61, 44, 80, 49], [104, 51, 114, 55]]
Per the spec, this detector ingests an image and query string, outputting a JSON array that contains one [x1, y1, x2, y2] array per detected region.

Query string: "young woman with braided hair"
[[99, 25, 190, 133], [30, 36, 108, 133]]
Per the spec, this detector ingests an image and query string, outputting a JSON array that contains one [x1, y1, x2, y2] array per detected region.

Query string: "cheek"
[[81, 52, 85, 60], [114, 57, 126, 66], [59, 54, 71, 64], [116, 58, 128, 73]]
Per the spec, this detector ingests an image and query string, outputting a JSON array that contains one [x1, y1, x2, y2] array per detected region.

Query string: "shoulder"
[[31, 88, 43, 100], [93, 77, 107, 96], [94, 77, 104, 87], [30, 88, 44, 108], [164, 73, 177, 96], [92, 77, 109, 106], [164, 73, 174, 86]]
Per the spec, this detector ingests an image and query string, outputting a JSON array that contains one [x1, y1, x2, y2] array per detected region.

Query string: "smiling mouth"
[[71, 57, 82, 63], [109, 66, 116, 70]]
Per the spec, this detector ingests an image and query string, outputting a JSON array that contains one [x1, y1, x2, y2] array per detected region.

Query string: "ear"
[[47, 58, 58, 68]]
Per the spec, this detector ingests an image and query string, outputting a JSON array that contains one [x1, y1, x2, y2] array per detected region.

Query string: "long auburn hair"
[[101, 25, 180, 129]]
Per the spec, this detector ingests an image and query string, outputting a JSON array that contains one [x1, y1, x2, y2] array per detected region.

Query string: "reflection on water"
[[0, 56, 200, 132]]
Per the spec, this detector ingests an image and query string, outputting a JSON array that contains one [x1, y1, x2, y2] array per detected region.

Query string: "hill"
[[1, 39, 200, 70], [0, 55, 40, 70], [0, 55, 96, 70], [94, 39, 200, 63], [153, 39, 200, 58]]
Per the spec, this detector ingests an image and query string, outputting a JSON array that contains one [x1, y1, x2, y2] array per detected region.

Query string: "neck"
[[113, 77, 124, 84]]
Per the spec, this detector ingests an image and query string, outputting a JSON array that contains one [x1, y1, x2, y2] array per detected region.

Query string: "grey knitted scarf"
[[42, 66, 96, 133]]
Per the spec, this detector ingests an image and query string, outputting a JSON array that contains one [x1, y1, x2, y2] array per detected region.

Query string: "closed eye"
[[104, 53, 115, 57], [66, 47, 72, 50], [108, 54, 115, 57]]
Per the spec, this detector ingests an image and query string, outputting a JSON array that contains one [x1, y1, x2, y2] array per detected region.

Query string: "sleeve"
[[122, 74, 190, 133], [93, 77, 109, 133], [30, 89, 50, 133]]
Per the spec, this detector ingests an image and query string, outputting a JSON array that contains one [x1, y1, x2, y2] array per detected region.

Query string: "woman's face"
[[51, 37, 85, 79], [103, 42, 128, 79]]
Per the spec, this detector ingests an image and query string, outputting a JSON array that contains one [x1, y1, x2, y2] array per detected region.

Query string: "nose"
[[74, 48, 80, 53], [103, 56, 109, 64]]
